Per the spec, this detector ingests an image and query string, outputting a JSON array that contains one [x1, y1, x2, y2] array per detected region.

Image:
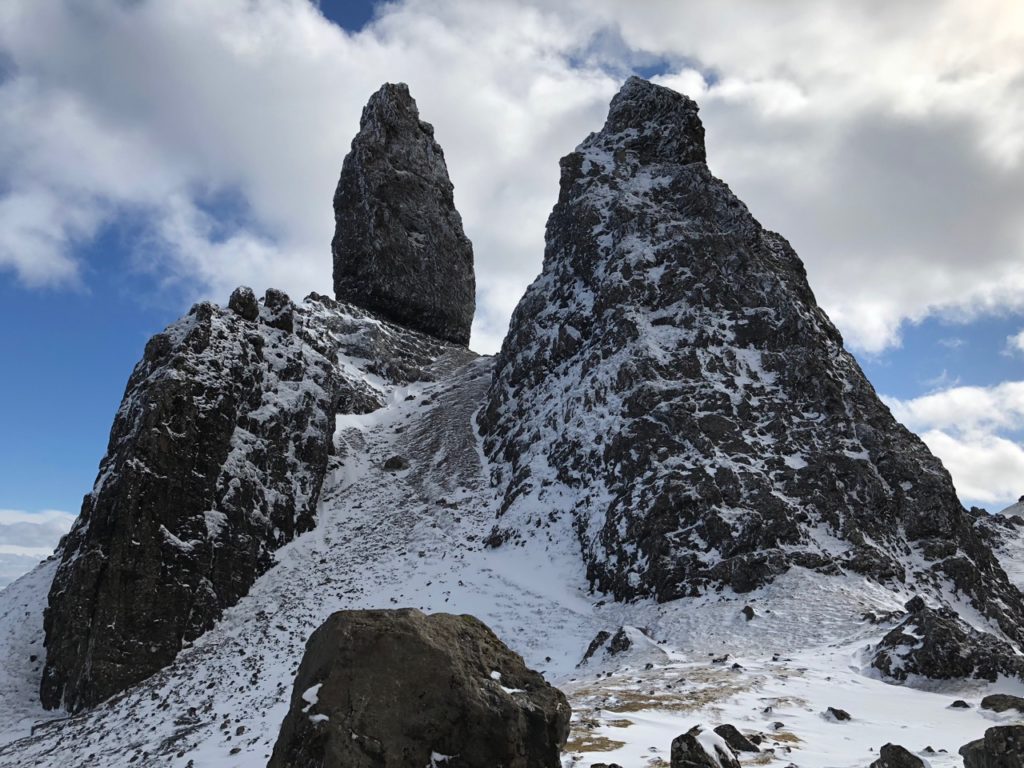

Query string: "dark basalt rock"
[[871, 597, 1024, 684], [479, 77, 1024, 651], [41, 292, 469, 713], [960, 726, 1024, 768], [713, 724, 759, 753], [267, 608, 570, 768], [332, 82, 476, 346], [980, 694, 1024, 713], [671, 725, 740, 768], [826, 706, 851, 721], [869, 743, 926, 768]]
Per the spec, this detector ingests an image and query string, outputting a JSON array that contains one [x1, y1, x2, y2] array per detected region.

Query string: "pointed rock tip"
[[600, 76, 706, 164], [359, 82, 431, 135]]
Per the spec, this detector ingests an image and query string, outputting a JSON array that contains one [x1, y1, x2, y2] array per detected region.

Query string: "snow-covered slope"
[[0, 339, 1020, 767]]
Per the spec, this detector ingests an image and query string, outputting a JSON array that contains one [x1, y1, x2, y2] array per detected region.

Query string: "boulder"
[[670, 725, 740, 768], [869, 743, 925, 768], [713, 724, 759, 753], [980, 694, 1024, 713], [332, 82, 476, 346], [871, 597, 1024, 684], [960, 726, 1024, 768], [268, 609, 570, 768]]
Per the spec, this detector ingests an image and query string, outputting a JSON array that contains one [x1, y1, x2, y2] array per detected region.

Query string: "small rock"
[[869, 743, 925, 768], [382, 455, 410, 472], [826, 706, 851, 721], [950, 699, 971, 709], [980, 693, 1024, 713], [713, 724, 759, 753], [742, 605, 756, 621]]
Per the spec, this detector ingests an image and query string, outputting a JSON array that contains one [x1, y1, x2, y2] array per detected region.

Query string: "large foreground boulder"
[[871, 597, 1024, 684], [960, 726, 1024, 768], [268, 609, 571, 767], [332, 82, 476, 346]]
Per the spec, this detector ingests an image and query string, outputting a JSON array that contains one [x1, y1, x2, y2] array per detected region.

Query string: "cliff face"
[[332, 83, 476, 346], [40, 287, 462, 712], [480, 78, 1024, 643]]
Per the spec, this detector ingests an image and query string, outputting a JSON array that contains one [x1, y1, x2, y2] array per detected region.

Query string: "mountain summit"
[[481, 77, 1024, 643], [332, 82, 476, 346]]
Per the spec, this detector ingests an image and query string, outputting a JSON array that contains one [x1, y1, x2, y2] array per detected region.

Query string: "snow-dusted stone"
[[670, 725, 740, 768], [869, 743, 926, 768], [267, 609, 570, 768], [980, 694, 1024, 713], [332, 83, 476, 346], [479, 77, 1024, 654], [871, 597, 1024, 684], [40, 292, 466, 713], [713, 724, 759, 753], [960, 726, 1024, 768]]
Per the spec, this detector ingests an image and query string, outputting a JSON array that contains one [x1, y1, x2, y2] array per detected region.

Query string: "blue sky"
[[1, 0, 1023, 584]]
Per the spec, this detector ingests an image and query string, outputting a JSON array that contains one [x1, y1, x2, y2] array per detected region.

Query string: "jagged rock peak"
[[595, 76, 705, 165], [481, 77, 1024, 653], [332, 82, 476, 346]]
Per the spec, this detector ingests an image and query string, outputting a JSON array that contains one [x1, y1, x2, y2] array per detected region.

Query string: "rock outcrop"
[[960, 726, 1024, 768], [40, 291, 467, 713], [670, 726, 740, 768], [869, 744, 926, 768], [332, 82, 476, 346], [871, 597, 1024, 684], [268, 608, 570, 768], [479, 77, 1024, 649]]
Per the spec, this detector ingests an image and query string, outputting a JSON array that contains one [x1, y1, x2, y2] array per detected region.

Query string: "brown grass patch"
[[771, 731, 802, 744], [564, 733, 626, 753]]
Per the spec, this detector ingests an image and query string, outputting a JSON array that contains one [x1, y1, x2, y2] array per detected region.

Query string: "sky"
[[0, 0, 1022, 585]]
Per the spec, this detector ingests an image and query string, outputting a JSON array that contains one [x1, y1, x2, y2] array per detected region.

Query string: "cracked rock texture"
[[480, 77, 1024, 650], [332, 82, 476, 346]]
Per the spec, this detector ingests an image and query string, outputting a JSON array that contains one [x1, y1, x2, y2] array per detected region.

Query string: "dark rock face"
[[332, 82, 476, 345], [479, 77, 1024, 647], [670, 726, 739, 768], [41, 291, 467, 713], [869, 743, 925, 768], [871, 597, 1024, 684], [267, 608, 570, 768], [960, 726, 1024, 768]]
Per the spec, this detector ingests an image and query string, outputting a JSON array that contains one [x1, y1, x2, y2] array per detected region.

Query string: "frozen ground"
[[0, 352, 1021, 767]]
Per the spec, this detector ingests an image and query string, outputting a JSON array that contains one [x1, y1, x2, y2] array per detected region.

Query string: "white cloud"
[[884, 383, 1024, 507], [1006, 329, 1024, 355], [0, 509, 75, 589], [0, 0, 1021, 353]]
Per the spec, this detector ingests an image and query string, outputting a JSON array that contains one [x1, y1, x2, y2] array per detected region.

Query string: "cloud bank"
[[0, 509, 75, 589], [1, 0, 1022, 353]]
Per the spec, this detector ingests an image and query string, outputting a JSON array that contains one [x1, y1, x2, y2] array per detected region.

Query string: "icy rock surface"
[[40, 290, 461, 712], [479, 78, 1024, 649], [268, 608, 570, 767], [871, 597, 1024, 683], [332, 82, 476, 346]]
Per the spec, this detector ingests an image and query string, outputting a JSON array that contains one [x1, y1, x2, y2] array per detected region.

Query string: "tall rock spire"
[[332, 83, 476, 346], [480, 77, 1024, 648]]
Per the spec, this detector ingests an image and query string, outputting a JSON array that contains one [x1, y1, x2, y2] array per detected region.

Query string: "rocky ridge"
[[41, 288, 467, 712]]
